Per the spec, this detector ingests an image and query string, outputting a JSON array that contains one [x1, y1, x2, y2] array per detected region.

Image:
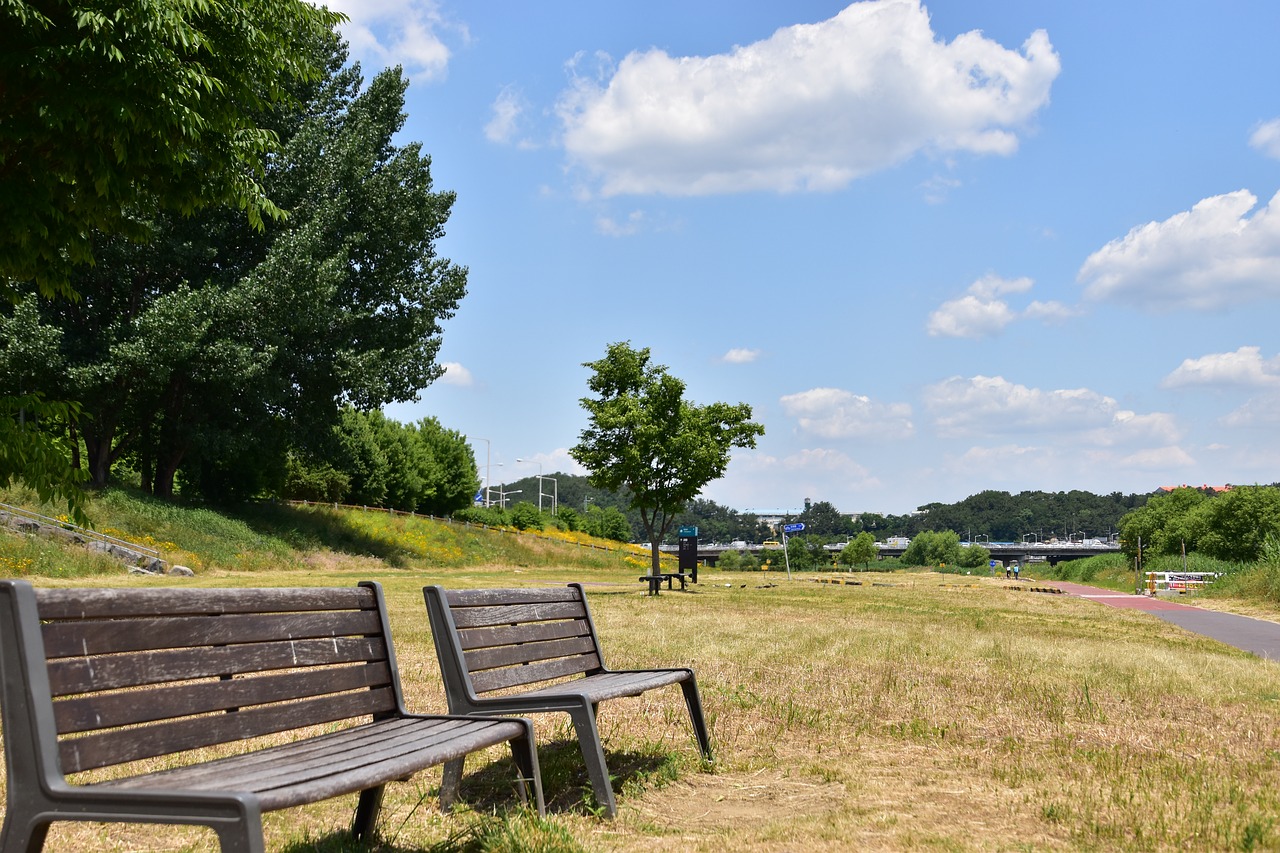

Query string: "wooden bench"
[[638, 572, 691, 593], [0, 579, 544, 853], [423, 583, 712, 817]]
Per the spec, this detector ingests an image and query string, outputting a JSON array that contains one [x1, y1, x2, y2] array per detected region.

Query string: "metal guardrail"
[[0, 501, 160, 560]]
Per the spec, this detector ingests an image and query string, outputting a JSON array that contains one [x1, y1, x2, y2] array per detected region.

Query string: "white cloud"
[[328, 0, 459, 80], [926, 293, 1017, 338], [927, 274, 1075, 338], [439, 362, 473, 386], [1222, 392, 1280, 428], [923, 376, 1180, 447], [1250, 118, 1280, 159], [557, 0, 1059, 197], [485, 87, 527, 144], [779, 387, 914, 439], [721, 348, 761, 364], [595, 210, 646, 236], [1162, 346, 1280, 389], [1077, 189, 1280, 311]]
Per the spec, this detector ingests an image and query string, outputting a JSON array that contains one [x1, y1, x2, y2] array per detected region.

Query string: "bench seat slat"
[[444, 588, 581, 607], [448, 601, 586, 630], [110, 716, 477, 788], [33, 586, 376, 619], [456, 618, 591, 651], [54, 661, 393, 733], [464, 635, 598, 672], [60, 687, 400, 773], [469, 653, 601, 694], [41, 609, 383, 658], [518, 670, 691, 702], [47, 636, 387, 695], [97, 717, 528, 811]]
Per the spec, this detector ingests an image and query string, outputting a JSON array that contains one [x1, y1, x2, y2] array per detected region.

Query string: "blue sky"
[[351, 0, 1280, 516]]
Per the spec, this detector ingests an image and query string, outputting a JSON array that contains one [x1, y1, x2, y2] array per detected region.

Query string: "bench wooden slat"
[[456, 618, 592, 651], [447, 600, 586, 630], [54, 661, 393, 734], [123, 717, 494, 794], [444, 587, 582, 607], [41, 609, 383, 658], [464, 635, 598, 673], [34, 586, 377, 619], [469, 653, 601, 694], [47, 636, 387, 695], [101, 717, 528, 812], [59, 687, 401, 773]]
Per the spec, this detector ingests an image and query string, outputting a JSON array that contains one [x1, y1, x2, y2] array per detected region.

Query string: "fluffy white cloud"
[[1162, 346, 1280, 389], [779, 387, 914, 439], [1077, 189, 1280, 311], [926, 275, 1076, 338], [1222, 394, 1280, 428], [557, 0, 1059, 197], [1250, 118, 1280, 159], [485, 87, 526, 144], [922, 376, 1180, 446], [721, 348, 761, 364], [438, 362, 473, 387], [926, 294, 1016, 338], [328, 0, 458, 80]]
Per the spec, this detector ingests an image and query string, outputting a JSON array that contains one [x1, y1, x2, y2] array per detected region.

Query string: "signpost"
[[781, 522, 804, 579], [678, 525, 699, 584]]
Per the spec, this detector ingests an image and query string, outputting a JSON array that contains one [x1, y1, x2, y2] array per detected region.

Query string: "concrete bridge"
[[664, 540, 1121, 568]]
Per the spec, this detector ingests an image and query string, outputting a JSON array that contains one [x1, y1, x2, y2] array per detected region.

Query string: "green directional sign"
[[678, 526, 698, 537]]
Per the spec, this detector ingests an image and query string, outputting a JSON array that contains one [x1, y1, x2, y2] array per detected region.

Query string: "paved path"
[[1045, 581, 1280, 661]]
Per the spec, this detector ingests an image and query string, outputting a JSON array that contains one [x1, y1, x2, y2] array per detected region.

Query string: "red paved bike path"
[[1044, 581, 1280, 661]]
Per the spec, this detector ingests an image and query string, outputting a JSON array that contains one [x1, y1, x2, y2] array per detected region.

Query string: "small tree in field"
[[840, 532, 879, 569], [571, 342, 764, 579]]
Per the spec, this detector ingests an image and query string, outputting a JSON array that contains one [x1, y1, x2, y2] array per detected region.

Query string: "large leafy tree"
[[24, 34, 467, 498], [0, 0, 343, 299], [0, 0, 340, 517], [571, 342, 764, 577]]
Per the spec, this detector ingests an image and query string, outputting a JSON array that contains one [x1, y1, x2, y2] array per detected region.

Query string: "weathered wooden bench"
[[638, 572, 691, 593], [423, 582, 712, 817], [0, 579, 544, 853]]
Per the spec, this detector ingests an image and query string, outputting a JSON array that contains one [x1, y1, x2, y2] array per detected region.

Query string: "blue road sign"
[[783, 522, 805, 533], [678, 526, 698, 537]]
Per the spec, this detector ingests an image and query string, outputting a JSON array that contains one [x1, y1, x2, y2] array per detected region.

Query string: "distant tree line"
[[1117, 485, 1280, 564]]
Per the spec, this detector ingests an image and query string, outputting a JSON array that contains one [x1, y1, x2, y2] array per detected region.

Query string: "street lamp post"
[[543, 476, 558, 515], [516, 458, 547, 512]]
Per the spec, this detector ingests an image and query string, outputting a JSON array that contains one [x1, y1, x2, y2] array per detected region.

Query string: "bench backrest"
[[425, 584, 605, 699], [0, 580, 407, 778]]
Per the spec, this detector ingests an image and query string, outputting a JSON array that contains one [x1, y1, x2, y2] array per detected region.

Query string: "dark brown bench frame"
[[0, 579, 544, 853], [423, 582, 712, 817]]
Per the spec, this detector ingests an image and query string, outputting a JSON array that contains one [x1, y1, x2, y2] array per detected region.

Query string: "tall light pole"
[[543, 476, 558, 515], [516, 458, 544, 512], [476, 438, 492, 507]]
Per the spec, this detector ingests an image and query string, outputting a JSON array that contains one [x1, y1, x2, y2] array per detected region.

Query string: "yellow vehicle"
[[762, 539, 782, 549]]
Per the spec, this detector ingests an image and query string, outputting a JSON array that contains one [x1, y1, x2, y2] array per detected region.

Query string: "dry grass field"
[[5, 563, 1280, 852]]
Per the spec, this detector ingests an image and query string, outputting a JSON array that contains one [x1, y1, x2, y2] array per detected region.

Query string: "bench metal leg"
[[0, 812, 49, 853], [568, 704, 617, 818], [439, 758, 465, 812], [508, 720, 546, 816], [352, 784, 385, 840], [680, 677, 714, 762]]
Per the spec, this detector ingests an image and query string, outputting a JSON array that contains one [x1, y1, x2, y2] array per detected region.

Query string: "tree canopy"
[[0, 0, 344, 299], [8, 33, 467, 500], [570, 342, 764, 575]]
